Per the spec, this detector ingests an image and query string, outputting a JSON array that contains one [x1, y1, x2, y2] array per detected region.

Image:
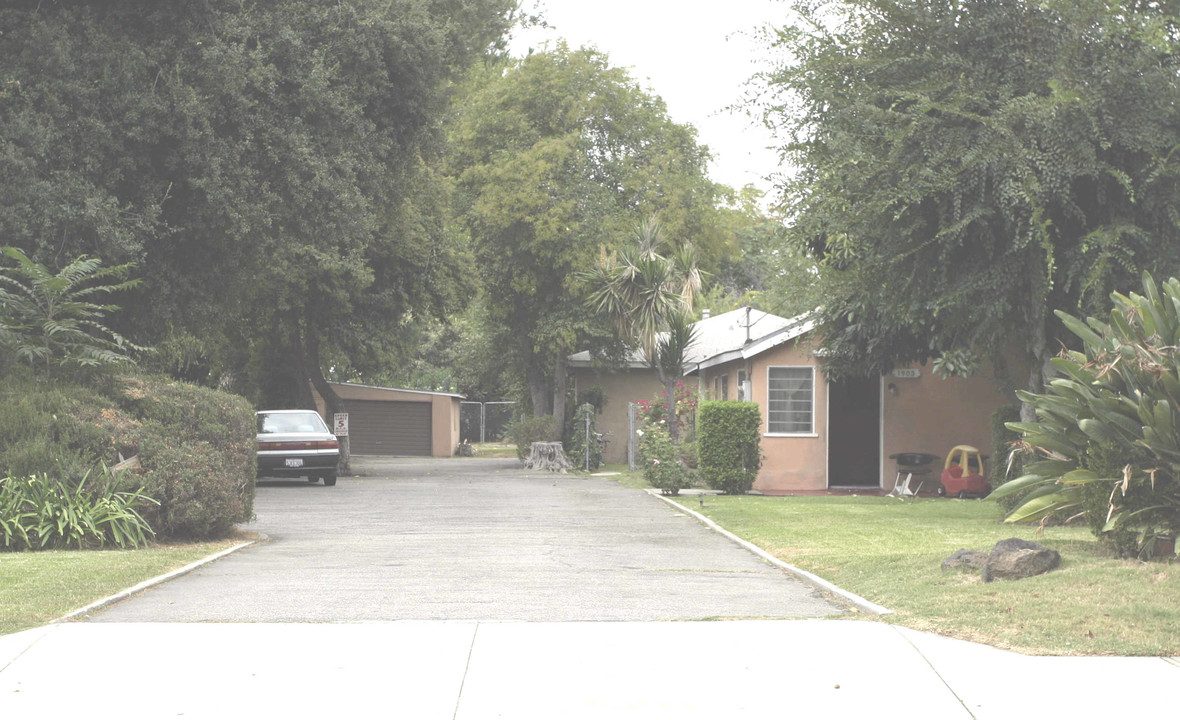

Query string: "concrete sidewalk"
[[2, 620, 1177, 718]]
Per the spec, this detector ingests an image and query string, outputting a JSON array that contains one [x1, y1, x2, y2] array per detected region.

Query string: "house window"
[[738, 370, 748, 401], [767, 366, 814, 434], [720, 374, 729, 401]]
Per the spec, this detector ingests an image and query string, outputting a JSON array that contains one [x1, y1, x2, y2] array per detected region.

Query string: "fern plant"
[[0, 247, 143, 377]]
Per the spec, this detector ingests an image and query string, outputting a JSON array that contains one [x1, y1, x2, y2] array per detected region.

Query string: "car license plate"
[[284, 458, 304, 468]]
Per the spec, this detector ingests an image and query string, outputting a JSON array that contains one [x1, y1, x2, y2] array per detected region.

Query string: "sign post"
[[333, 413, 350, 473]]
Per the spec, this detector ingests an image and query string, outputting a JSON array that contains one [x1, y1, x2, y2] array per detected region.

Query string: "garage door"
[[347, 400, 432, 456]]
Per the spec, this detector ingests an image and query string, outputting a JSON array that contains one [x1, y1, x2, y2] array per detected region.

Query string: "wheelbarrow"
[[938, 445, 989, 498]]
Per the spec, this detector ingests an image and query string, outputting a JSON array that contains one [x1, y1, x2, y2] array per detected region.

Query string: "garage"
[[347, 400, 432, 456], [311, 382, 464, 458]]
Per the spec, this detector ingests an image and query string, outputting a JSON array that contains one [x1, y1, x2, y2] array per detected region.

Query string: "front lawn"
[[666, 493, 1180, 656], [0, 538, 247, 636]]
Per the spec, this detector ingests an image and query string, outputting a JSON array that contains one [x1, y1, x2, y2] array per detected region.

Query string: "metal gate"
[[460, 401, 516, 443]]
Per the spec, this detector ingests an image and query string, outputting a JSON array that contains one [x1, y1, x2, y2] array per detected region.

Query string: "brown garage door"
[[347, 400, 432, 456]]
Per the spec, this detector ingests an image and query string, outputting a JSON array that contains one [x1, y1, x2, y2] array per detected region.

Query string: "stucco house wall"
[[571, 366, 668, 465], [879, 364, 1014, 490], [697, 339, 831, 493], [570, 307, 1018, 493]]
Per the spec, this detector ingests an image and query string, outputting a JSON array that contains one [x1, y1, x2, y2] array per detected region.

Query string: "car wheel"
[[322, 473, 337, 487], [936, 485, 946, 497]]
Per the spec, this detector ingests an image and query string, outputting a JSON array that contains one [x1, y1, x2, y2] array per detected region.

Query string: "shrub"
[[116, 377, 256, 539], [677, 439, 699, 470], [698, 401, 762, 494], [0, 467, 155, 551], [565, 403, 606, 472], [507, 415, 562, 460], [638, 421, 689, 495], [634, 381, 698, 440], [0, 370, 126, 483], [988, 404, 1026, 512], [994, 272, 1180, 558], [0, 370, 255, 543]]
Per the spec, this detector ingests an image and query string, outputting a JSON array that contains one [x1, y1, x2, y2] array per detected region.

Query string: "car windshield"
[[258, 412, 328, 435]]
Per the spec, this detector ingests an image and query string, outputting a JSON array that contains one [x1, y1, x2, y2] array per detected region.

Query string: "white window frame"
[[765, 365, 816, 437]]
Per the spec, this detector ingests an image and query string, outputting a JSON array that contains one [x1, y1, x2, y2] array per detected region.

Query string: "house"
[[311, 382, 463, 457], [569, 307, 1016, 494]]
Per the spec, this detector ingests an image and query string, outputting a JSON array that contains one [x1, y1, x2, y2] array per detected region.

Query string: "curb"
[[648, 490, 893, 616], [52, 533, 269, 624]]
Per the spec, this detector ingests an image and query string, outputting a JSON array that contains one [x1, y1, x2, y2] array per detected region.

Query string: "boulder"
[[982, 538, 1061, 582], [942, 549, 988, 572]]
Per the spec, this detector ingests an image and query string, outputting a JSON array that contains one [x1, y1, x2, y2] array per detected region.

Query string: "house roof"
[[568, 307, 815, 372], [327, 381, 466, 400]]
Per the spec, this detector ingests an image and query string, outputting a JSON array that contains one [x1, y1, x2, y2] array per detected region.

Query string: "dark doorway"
[[827, 377, 881, 487]]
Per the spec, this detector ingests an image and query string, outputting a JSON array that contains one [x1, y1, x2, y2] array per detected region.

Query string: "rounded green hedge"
[[0, 369, 255, 542], [698, 401, 762, 495]]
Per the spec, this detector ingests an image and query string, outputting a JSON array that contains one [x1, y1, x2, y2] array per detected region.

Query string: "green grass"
[[0, 538, 246, 636], [664, 493, 1180, 656], [471, 442, 517, 458]]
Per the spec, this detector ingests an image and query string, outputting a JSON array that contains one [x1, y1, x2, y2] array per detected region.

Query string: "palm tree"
[[584, 217, 701, 443]]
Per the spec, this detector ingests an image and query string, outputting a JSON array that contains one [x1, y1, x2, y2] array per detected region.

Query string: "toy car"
[[938, 445, 988, 498]]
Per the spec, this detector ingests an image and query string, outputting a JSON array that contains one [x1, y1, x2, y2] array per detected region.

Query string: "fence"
[[460, 401, 516, 444]]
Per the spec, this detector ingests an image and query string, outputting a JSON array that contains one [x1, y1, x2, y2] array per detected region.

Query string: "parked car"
[[256, 410, 340, 486]]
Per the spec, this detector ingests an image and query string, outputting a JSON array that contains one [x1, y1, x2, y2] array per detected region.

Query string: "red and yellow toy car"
[[938, 445, 989, 498]]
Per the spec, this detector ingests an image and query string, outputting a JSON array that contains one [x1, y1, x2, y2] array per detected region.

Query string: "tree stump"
[[524, 441, 572, 472]]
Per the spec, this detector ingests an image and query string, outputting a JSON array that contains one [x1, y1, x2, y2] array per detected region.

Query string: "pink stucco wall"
[[698, 341, 831, 493], [578, 337, 1018, 491], [571, 367, 666, 465], [880, 365, 1014, 491], [697, 341, 1018, 494]]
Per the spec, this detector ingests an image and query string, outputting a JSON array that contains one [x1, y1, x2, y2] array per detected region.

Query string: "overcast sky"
[[508, 0, 789, 197]]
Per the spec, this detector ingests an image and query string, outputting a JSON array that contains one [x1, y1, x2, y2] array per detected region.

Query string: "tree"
[[0, 0, 515, 409], [760, 0, 1180, 413], [711, 187, 822, 318], [450, 44, 724, 421], [585, 218, 701, 443]]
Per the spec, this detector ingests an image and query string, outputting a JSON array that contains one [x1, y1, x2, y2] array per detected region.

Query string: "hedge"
[[0, 369, 255, 542], [698, 401, 762, 494]]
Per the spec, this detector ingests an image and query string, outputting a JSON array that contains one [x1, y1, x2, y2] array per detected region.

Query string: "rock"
[[982, 538, 1061, 582], [942, 549, 988, 572]]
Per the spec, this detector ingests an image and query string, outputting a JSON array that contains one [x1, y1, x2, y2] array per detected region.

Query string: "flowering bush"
[[635, 382, 698, 438], [638, 422, 689, 495]]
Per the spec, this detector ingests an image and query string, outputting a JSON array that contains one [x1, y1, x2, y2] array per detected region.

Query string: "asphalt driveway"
[[90, 457, 846, 622]]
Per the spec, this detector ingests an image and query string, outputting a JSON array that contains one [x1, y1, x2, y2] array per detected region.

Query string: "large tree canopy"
[[0, 0, 514, 408], [450, 44, 729, 418], [763, 0, 1180, 408]]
